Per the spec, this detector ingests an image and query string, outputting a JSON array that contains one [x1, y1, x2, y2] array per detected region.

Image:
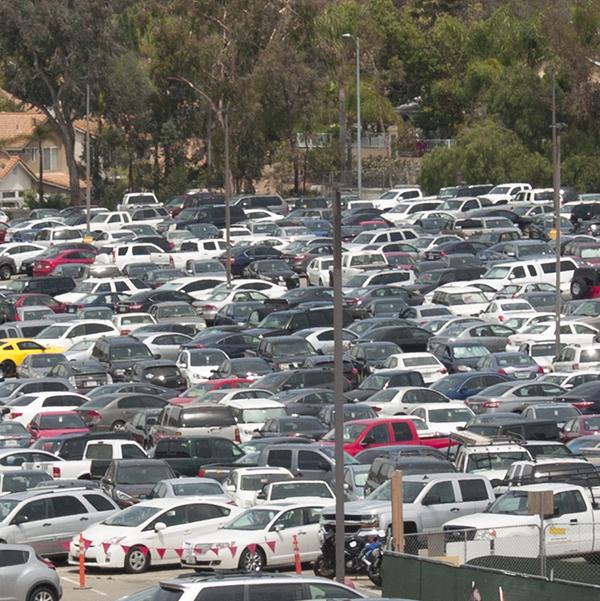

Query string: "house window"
[[42, 147, 58, 171], [29, 148, 38, 163]]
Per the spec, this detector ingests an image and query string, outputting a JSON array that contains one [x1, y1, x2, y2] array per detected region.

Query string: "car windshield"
[[535, 406, 579, 420], [573, 301, 600, 316], [367, 479, 427, 503], [3, 472, 50, 492], [110, 346, 152, 360], [117, 465, 172, 485], [172, 482, 223, 496], [496, 355, 534, 367], [486, 490, 531, 515], [189, 351, 226, 366], [271, 340, 314, 356], [39, 414, 86, 429], [402, 356, 439, 368], [269, 482, 331, 499], [239, 474, 290, 491], [340, 423, 368, 443], [256, 260, 288, 271], [523, 324, 550, 335], [428, 409, 473, 423], [259, 314, 292, 329], [483, 266, 510, 279], [453, 345, 488, 359], [447, 292, 488, 305], [438, 200, 463, 210], [226, 508, 279, 530], [0, 499, 18, 521], [30, 354, 65, 367], [241, 408, 286, 422], [582, 349, 600, 362], [37, 324, 69, 338], [103, 505, 161, 527], [158, 305, 195, 318], [0, 422, 27, 435], [467, 451, 529, 472]]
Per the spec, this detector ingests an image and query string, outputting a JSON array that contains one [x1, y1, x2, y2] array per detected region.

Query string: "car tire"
[[124, 546, 150, 573], [111, 420, 126, 432], [571, 278, 588, 300], [1, 360, 15, 377], [238, 546, 265, 572], [0, 264, 12, 280], [28, 586, 58, 601]]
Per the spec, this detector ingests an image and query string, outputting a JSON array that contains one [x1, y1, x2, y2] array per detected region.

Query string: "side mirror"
[[29, 424, 39, 430], [154, 522, 167, 532], [1, 407, 10, 415], [225, 483, 236, 492], [12, 515, 29, 526], [153, 354, 161, 360], [360, 437, 373, 447], [256, 491, 267, 501], [273, 523, 284, 532]]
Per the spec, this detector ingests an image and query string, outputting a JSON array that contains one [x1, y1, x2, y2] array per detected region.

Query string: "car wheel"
[[111, 420, 126, 432], [1, 360, 15, 377], [125, 546, 150, 573], [28, 586, 58, 601], [239, 547, 265, 572], [0, 264, 12, 280], [571, 278, 588, 300]]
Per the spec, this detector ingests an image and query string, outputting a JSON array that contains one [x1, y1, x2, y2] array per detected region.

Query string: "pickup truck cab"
[[223, 466, 293, 507], [169, 238, 228, 270], [118, 192, 160, 212], [22, 438, 147, 479], [322, 417, 451, 456], [89, 211, 133, 232], [95, 243, 170, 268], [321, 473, 494, 539]]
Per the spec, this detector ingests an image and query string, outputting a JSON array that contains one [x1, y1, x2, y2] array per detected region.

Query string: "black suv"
[[131, 360, 185, 391], [91, 336, 155, 381]]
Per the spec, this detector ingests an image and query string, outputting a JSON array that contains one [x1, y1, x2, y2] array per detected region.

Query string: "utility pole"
[[85, 82, 91, 236], [551, 73, 565, 358], [224, 109, 232, 287], [355, 37, 362, 200], [332, 187, 345, 583]]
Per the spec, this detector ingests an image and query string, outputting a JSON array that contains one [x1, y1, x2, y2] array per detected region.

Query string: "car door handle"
[[183, 530, 192, 535], [80, 517, 89, 521], [450, 508, 460, 512], [42, 523, 52, 527], [570, 519, 578, 524], [298, 530, 307, 535]]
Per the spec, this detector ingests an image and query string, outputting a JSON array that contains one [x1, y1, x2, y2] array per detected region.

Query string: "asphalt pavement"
[[57, 564, 381, 601]]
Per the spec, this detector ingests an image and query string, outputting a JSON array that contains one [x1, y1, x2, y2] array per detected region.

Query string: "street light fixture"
[[342, 33, 362, 199]]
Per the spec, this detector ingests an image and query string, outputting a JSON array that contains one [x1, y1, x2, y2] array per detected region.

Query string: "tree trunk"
[[38, 138, 44, 204], [338, 83, 348, 183], [60, 124, 80, 205]]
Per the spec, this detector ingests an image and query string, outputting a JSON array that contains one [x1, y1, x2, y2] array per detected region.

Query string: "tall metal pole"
[[332, 187, 345, 583], [552, 74, 561, 358], [85, 83, 91, 234], [224, 109, 232, 287], [355, 37, 362, 200]]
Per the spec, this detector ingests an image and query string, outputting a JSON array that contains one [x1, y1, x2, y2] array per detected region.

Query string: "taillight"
[[372, 406, 381, 412], [483, 400, 501, 409], [85, 410, 102, 423], [194, 343, 205, 349], [498, 315, 505, 322], [111, 250, 116, 263], [169, 255, 174, 266], [439, 368, 448, 374], [197, 468, 205, 477], [120, 329, 131, 336], [168, 242, 175, 250], [536, 366, 544, 374], [573, 400, 594, 411], [9, 412, 22, 419], [498, 368, 507, 375], [52, 467, 61, 478], [40, 556, 56, 570], [572, 363, 580, 370], [201, 305, 217, 310], [234, 427, 241, 443]]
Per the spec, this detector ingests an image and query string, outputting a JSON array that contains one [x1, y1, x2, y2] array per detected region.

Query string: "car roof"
[[403, 472, 486, 483]]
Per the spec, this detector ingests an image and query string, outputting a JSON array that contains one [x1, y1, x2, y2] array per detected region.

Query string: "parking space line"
[[62, 576, 108, 597]]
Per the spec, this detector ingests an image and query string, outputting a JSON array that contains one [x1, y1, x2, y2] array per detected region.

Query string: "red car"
[[32, 248, 96, 276], [561, 414, 600, 442], [170, 378, 254, 404], [7, 293, 71, 315], [321, 417, 451, 456], [28, 410, 90, 439]]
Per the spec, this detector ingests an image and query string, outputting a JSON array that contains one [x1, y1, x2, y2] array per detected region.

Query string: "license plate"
[[4, 440, 17, 447], [86, 381, 98, 387], [185, 555, 196, 564], [514, 371, 529, 379]]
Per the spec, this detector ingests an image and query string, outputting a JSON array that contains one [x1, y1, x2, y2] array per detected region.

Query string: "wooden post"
[[391, 470, 404, 552]]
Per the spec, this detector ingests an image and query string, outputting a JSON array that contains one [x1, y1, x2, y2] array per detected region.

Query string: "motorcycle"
[[359, 531, 386, 586], [313, 529, 368, 578]]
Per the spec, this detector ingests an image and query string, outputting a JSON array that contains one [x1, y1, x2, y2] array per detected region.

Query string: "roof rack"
[[449, 431, 524, 447]]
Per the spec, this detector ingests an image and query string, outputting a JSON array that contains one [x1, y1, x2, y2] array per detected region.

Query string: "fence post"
[[540, 523, 546, 579]]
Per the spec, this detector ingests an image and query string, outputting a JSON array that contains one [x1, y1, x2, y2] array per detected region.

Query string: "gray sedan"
[[429, 323, 515, 353], [148, 477, 232, 502], [134, 331, 193, 361], [0, 544, 62, 601], [466, 382, 566, 414]]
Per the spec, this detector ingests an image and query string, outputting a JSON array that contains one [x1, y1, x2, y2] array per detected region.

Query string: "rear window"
[[180, 408, 235, 427]]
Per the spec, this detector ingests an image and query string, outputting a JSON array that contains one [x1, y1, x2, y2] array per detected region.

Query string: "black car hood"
[[259, 270, 297, 279]]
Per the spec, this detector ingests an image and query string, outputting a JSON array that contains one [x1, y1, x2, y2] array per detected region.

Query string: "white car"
[[181, 501, 326, 572], [408, 402, 475, 435], [112, 312, 157, 335], [307, 256, 333, 287], [4, 391, 89, 426], [211, 279, 288, 300], [63, 338, 97, 361], [553, 345, 600, 372], [507, 321, 598, 351], [373, 187, 423, 210], [479, 299, 537, 323], [363, 386, 451, 416], [223, 467, 293, 508], [431, 286, 490, 317], [503, 312, 556, 332], [221, 399, 287, 442], [94, 243, 170, 268], [70, 498, 240, 572], [196, 289, 269, 323], [35, 320, 120, 350], [480, 183, 531, 204], [294, 327, 358, 354], [255, 480, 335, 505], [243, 209, 285, 222], [157, 276, 230, 301], [538, 371, 600, 391], [176, 349, 230, 385], [424, 281, 497, 303], [0, 243, 45, 271], [378, 352, 447, 384], [56, 277, 146, 304], [91, 229, 136, 247]]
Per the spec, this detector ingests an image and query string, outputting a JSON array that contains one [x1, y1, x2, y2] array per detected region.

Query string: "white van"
[[477, 258, 578, 292]]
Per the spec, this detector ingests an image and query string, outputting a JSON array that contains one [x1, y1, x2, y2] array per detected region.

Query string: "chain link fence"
[[394, 523, 600, 587]]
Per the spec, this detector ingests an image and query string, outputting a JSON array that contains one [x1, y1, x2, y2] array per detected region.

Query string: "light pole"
[[342, 33, 362, 199], [85, 82, 91, 236]]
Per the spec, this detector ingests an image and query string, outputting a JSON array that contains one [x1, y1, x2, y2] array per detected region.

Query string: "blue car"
[[476, 352, 542, 380], [430, 372, 507, 400]]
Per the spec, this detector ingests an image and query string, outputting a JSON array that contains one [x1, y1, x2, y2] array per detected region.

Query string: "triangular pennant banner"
[[101, 542, 111, 554], [121, 545, 130, 555], [229, 545, 238, 558], [139, 546, 149, 556], [266, 540, 276, 553], [60, 541, 71, 551], [82, 538, 92, 551], [247, 544, 257, 555], [174, 548, 184, 558], [210, 547, 220, 556], [156, 548, 166, 559]]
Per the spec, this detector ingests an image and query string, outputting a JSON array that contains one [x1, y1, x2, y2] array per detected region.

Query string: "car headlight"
[[145, 373, 155, 379], [474, 529, 494, 541], [114, 368, 126, 376], [115, 489, 134, 501], [108, 536, 126, 545]]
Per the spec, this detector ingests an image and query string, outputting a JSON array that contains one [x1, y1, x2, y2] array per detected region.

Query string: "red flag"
[[60, 541, 71, 551], [82, 538, 92, 551], [247, 544, 257, 555], [266, 540, 276, 553], [121, 545, 130, 555], [210, 547, 220, 556], [174, 548, 184, 558], [156, 548, 166, 559], [229, 545, 238, 557], [101, 542, 111, 555]]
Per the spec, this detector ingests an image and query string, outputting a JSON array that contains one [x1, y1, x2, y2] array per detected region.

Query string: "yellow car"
[[0, 338, 64, 377]]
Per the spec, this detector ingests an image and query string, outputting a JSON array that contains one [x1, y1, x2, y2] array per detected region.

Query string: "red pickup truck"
[[321, 417, 451, 456]]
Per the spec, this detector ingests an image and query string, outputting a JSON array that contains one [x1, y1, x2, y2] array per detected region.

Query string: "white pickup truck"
[[89, 211, 133, 232], [22, 439, 147, 480], [443, 483, 600, 561], [95, 243, 171, 268], [169, 238, 228, 270]]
